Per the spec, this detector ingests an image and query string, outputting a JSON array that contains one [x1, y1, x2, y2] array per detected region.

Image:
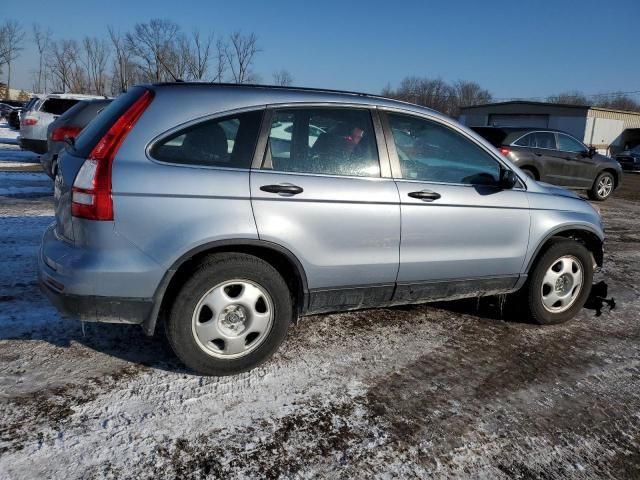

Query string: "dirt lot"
[[0, 165, 639, 479]]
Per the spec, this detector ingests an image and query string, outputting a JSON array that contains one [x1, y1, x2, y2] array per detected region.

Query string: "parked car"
[[615, 145, 640, 172], [19, 93, 105, 154], [40, 83, 605, 376], [471, 126, 622, 201], [0, 103, 17, 119], [40, 98, 113, 178]]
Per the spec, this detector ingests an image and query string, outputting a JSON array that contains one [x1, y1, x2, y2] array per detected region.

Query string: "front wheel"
[[527, 239, 593, 325], [588, 171, 615, 201], [165, 253, 293, 376]]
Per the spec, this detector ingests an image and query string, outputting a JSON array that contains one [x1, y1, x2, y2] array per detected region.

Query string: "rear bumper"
[[19, 137, 47, 154], [39, 278, 152, 324], [38, 223, 161, 325]]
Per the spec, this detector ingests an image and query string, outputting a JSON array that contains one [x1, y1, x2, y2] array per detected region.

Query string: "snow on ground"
[[0, 120, 40, 167], [0, 141, 639, 478]]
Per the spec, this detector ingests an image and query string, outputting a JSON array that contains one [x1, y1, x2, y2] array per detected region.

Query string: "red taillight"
[[71, 90, 154, 221], [51, 125, 82, 142], [499, 147, 511, 156], [22, 117, 37, 126]]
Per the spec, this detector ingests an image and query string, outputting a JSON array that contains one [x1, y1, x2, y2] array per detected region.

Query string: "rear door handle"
[[260, 183, 304, 195], [408, 190, 441, 201]]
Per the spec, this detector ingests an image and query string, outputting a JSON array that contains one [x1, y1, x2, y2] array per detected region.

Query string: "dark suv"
[[472, 127, 622, 201]]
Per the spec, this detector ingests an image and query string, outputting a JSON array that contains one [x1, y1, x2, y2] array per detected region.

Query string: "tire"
[[165, 253, 293, 376], [520, 167, 537, 180], [588, 171, 615, 201], [527, 239, 593, 325]]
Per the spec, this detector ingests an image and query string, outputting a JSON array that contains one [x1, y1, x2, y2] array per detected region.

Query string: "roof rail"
[[151, 81, 377, 98]]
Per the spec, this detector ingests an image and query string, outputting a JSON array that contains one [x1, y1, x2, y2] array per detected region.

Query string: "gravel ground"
[[0, 162, 638, 479]]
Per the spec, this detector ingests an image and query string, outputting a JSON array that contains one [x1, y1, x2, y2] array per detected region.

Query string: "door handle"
[[408, 190, 441, 201], [534, 152, 543, 157], [260, 183, 304, 195]]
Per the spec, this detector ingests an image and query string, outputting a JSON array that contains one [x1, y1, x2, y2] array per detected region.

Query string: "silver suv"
[[39, 84, 605, 375]]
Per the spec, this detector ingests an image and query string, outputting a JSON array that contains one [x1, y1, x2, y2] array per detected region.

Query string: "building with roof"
[[459, 101, 640, 155]]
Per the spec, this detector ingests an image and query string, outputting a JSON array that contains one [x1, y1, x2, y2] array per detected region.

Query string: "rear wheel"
[[527, 239, 593, 325], [588, 171, 614, 201], [165, 253, 293, 375]]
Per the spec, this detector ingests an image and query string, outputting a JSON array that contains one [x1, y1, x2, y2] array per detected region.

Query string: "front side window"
[[387, 113, 500, 185], [557, 133, 586, 153], [150, 110, 263, 168], [264, 108, 380, 177]]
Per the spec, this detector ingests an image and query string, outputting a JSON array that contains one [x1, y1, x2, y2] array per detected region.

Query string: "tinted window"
[[41, 98, 80, 115], [471, 127, 508, 147], [557, 134, 586, 153], [150, 110, 263, 168], [514, 132, 557, 149], [388, 113, 501, 185], [264, 108, 380, 177]]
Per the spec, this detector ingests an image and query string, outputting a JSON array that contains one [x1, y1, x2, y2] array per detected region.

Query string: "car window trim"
[[256, 103, 392, 179], [146, 105, 267, 170], [379, 108, 527, 189]]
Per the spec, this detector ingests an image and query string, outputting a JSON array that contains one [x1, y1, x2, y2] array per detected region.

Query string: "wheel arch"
[[142, 239, 309, 335], [519, 164, 540, 180], [525, 226, 604, 275]]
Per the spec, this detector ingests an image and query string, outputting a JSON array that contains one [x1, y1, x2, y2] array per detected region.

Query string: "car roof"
[[471, 126, 578, 145], [148, 82, 443, 118]]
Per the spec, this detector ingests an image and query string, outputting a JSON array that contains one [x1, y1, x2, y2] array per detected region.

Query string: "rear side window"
[[514, 132, 557, 150], [41, 98, 80, 115], [150, 110, 263, 169], [264, 108, 380, 177], [73, 87, 148, 158]]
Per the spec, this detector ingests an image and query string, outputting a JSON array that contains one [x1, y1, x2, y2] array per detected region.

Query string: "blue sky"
[[4, 0, 639, 100]]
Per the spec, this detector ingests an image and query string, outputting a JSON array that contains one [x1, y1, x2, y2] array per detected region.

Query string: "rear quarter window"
[[149, 110, 264, 169]]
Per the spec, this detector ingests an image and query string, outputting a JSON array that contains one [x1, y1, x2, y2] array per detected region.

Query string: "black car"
[[7, 108, 21, 130], [615, 145, 640, 172], [472, 126, 623, 201], [40, 98, 112, 178]]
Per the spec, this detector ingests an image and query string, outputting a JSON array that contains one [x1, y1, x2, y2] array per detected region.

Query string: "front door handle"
[[260, 183, 304, 195], [408, 190, 441, 201]]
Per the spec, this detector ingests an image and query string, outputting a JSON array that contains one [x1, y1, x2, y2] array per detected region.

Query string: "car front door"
[[250, 106, 400, 312], [555, 133, 596, 188], [381, 111, 531, 302]]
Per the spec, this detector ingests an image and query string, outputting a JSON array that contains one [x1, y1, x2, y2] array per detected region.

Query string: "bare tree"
[[595, 94, 640, 112], [212, 38, 227, 82], [225, 32, 260, 84], [0, 20, 25, 99], [546, 91, 589, 105], [182, 29, 213, 80], [82, 36, 110, 95], [272, 69, 293, 86], [48, 39, 83, 93], [107, 26, 136, 93], [125, 19, 181, 82], [383, 76, 493, 117], [32, 24, 52, 93]]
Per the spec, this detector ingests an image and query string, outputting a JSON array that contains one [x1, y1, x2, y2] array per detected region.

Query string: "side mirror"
[[588, 146, 597, 158], [499, 169, 518, 189]]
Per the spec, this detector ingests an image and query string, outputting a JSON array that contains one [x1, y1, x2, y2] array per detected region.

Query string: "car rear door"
[[250, 106, 400, 312], [381, 110, 530, 302]]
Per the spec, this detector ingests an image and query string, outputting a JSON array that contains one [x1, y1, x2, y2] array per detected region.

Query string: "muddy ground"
[[0, 170, 638, 479]]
